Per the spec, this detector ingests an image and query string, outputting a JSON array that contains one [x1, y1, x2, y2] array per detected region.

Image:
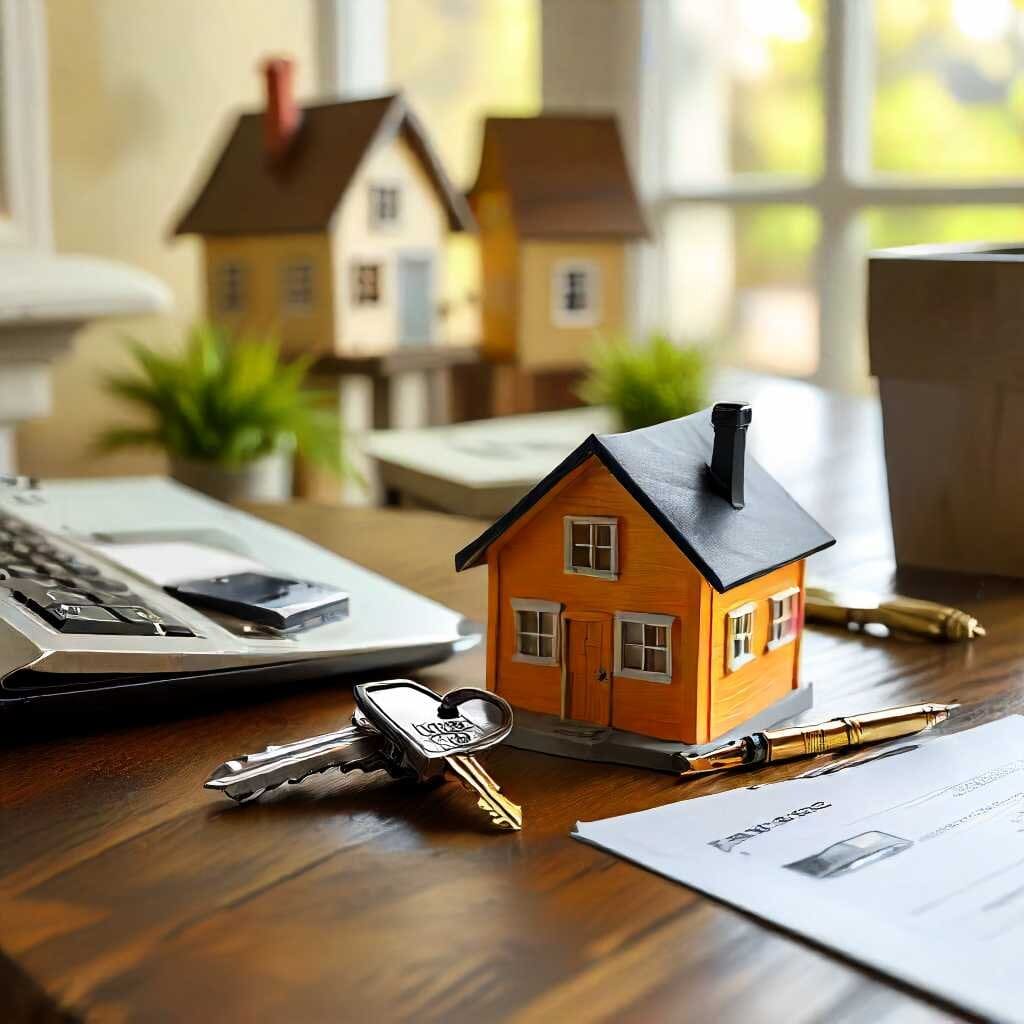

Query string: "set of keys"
[[204, 679, 523, 831]]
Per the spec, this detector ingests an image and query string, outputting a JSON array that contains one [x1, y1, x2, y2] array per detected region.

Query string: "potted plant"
[[577, 332, 709, 431], [98, 323, 348, 502]]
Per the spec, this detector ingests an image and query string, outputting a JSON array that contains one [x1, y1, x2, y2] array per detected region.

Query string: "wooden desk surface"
[[3, 379, 1018, 1023]]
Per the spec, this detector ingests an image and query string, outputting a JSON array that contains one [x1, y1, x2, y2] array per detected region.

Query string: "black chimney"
[[709, 402, 752, 510]]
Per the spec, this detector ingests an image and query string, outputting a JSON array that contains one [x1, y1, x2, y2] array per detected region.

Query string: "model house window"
[[768, 587, 800, 650], [552, 261, 601, 327], [511, 598, 561, 665], [369, 185, 400, 227], [726, 603, 756, 672], [282, 261, 314, 314], [564, 516, 618, 579], [217, 262, 246, 313], [614, 612, 674, 684], [353, 263, 381, 305]]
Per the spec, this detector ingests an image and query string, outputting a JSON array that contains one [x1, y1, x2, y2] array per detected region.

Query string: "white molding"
[[614, 610, 674, 684], [726, 601, 757, 673], [511, 597, 561, 666], [550, 260, 602, 329], [316, 0, 390, 99], [563, 515, 618, 580], [0, 0, 52, 251]]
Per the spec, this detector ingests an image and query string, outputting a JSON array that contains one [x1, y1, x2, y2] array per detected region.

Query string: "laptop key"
[[109, 605, 195, 637], [34, 602, 159, 635]]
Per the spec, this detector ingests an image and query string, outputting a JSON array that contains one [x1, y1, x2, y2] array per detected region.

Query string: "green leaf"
[[95, 322, 353, 479]]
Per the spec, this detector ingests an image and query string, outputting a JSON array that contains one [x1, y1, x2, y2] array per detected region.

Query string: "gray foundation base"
[[508, 684, 814, 773]]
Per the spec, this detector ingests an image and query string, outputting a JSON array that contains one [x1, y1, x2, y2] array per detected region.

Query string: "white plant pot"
[[169, 452, 294, 504]]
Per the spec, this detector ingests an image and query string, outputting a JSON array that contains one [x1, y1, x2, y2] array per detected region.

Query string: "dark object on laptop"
[[166, 572, 349, 632]]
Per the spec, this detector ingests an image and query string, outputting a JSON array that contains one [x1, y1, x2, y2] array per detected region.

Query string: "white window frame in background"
[[282, 261, 315, 315], [638, 0, 1024, 391], [0, 0, 52, 251], [767, 586, 800, 650], [563, 515, 618, 579], [726, 601, 756, 672], [216, 261, 246, 314], [551, 260, 601, 328], [369, 183, 401, 229], [511, 597, 561, 666], [352, 261, 382, 305], [614, 611, 674, 684]]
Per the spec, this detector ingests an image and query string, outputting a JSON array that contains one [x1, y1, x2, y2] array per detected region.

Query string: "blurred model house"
[[467, 114, 647, 415], [173, 59, 474, 362]]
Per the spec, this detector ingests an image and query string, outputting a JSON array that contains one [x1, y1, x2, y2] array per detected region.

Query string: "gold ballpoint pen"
[[679, 702, 958, 776]]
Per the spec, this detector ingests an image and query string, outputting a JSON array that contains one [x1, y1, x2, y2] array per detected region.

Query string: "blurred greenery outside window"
[[661, 0, 1024, 385], [389, 0, 541, 341]]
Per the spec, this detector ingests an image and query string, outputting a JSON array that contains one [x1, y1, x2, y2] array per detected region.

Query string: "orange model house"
[[466, 114, 648, 415], [455, 404, 834, 753]]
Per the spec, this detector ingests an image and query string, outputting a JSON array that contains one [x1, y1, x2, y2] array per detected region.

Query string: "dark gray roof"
[[454, 407, 834, 592]]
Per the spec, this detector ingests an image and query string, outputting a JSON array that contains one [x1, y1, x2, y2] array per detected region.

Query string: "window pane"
[[594, 547, 612, 571], [518, 610, 538, 634], [873, 0, 1024, 178], [521, 634, 538, 657], [571, 523, 590, 545], [646, 648, 668, 675], [664, 0, 824, 185], [572, 544, 591, 568], [665, 204, 819, 378], [539, 612, 555, 637], [868, 205, 1024, 250], [594, 525, 612, 546], [538, 636, 553, 659], [623, 644, 644, 670], [645, 624, 667, 647], [623, 621, 644, 646]]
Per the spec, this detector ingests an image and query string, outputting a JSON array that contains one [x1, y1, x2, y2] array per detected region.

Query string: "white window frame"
[[216, 261, 246, 314], [551, 260, 601, 328], [511, 597, 561, 666], [767, 586, 801, 651], [638, 0, 1024, 391], [614, 611, 674, 684], [282, 260, 314, 315], [0, 0, 51, 251], [352, 261, 382, 305], [563, 515, 618, 580], [726, 601, 756, 673], [368, 183, 401, 230]]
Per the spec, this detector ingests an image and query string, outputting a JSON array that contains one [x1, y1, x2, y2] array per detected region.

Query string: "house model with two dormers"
[[173, 59, 474, 360], [455, 403, 834, 747]]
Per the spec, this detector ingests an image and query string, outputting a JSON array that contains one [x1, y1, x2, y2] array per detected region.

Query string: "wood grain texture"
[[708, 562, 804, 739], [491, 458, 707, 742], [0, 376, 1004, 1023]]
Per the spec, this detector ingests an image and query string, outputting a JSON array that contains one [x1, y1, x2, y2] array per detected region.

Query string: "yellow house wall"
[[487, 457, 711, 744], [708, 560, 805, 739], [331, 134, 448, 356], [517, 240, 627, 371], [471, 189, 519, 362], [203, 234, 334, 357]]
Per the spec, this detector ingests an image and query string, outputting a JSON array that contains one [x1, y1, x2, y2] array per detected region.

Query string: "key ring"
[[437, 687, 514, 730]]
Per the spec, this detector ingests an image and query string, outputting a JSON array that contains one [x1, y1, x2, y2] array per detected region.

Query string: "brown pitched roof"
[[468, 114, 648, 240], [173, 94, 474, 237]]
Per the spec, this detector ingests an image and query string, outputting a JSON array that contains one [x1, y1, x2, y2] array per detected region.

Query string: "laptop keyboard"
[[0, 515, 195, 637]]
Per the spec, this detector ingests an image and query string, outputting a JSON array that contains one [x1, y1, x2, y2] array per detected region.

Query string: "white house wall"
[[331, 132, 447, 355]]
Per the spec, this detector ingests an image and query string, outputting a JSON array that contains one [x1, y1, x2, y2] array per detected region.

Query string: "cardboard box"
[[869, 242, 1024, 577]]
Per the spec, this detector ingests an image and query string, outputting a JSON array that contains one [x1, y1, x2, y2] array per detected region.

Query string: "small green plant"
[[97, 323, 348, 475], [577, 333, 709, 431]]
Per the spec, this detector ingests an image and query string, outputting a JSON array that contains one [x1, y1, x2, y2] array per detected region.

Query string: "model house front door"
[[398, 255, 433, 345], [566, 612, 612, 726]]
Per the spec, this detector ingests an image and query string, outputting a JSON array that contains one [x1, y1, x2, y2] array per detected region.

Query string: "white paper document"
[[574, 718, 1024, 1022]]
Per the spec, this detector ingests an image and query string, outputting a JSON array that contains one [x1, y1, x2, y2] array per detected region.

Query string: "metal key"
[[204, 679, 523, 831]]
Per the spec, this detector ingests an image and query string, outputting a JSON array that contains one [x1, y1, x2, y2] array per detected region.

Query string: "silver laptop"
[[0, 476, 478, 707]]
